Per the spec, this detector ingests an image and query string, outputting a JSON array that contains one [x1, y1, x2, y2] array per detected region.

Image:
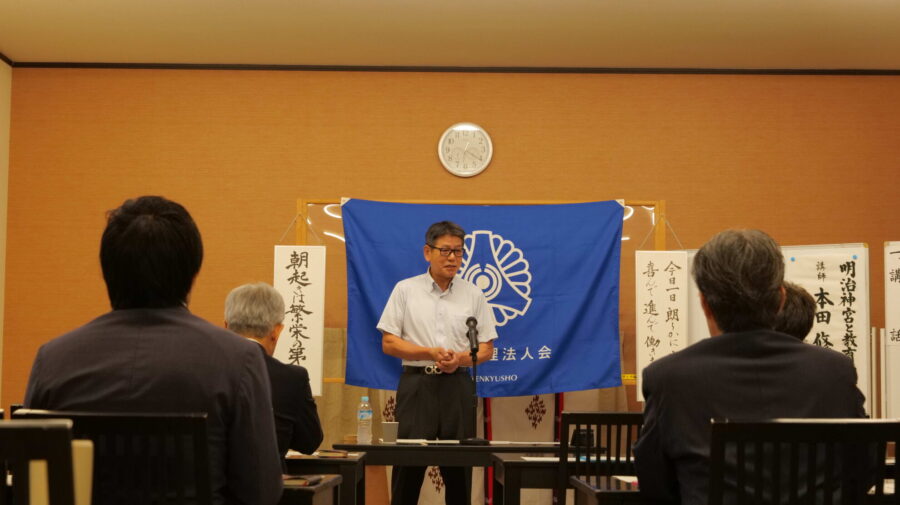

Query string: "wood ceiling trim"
[[4, 60, 900, 75]]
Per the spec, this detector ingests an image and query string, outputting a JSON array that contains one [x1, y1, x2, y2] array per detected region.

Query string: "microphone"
[[461, 315, 488, 445], [465, 317, 478, 351]]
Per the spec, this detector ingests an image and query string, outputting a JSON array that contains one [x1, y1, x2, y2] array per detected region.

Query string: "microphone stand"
[[461, 336, 489, 446]]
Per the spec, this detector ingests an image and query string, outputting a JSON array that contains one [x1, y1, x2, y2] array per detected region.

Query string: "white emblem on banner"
[[460, 230, 532, 326]]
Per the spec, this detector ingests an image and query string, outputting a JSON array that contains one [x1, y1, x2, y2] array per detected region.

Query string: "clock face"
[[438, 123, 493, 178]]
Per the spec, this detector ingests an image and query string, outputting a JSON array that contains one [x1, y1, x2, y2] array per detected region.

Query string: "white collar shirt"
[[377, 271, 498, 366]]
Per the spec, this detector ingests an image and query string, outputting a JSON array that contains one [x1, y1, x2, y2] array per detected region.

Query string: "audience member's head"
[[224, 282, 285, 355], [692, 229, 784, 334], [774, 281, 815, 340], [101, 196, 203, 310]]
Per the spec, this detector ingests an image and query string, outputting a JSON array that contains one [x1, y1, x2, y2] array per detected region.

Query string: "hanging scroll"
[[783, 244, 870, 413], [635, 250, 689, 401], [884, 242, 900, 417], [273, 245, 326, 396]]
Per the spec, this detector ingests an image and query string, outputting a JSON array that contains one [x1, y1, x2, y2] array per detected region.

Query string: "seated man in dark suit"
[[634, 229, 866, 505], [773, 281, 816, 341], [225, 282, 323, 461], [24, 196, 283, 505]]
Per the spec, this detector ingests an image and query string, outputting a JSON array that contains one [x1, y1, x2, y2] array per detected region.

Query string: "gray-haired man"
[[634, 229, 866, 505], [225, 282, 323, 464]]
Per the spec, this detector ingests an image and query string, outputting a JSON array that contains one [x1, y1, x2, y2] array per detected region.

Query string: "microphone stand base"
[[460, 437, 490, 446]]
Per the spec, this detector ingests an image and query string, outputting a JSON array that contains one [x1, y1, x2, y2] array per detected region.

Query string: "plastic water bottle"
[[357, 395, 373, 444]]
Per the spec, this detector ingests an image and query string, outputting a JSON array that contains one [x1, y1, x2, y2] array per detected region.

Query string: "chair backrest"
[[13, 410, 211, 505], [709, 418, 900, 505], [0, 419, 76, 505], [558, 411, 643, 504]]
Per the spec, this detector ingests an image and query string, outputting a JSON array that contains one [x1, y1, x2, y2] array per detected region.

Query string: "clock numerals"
[[438, 123, 492, 177]]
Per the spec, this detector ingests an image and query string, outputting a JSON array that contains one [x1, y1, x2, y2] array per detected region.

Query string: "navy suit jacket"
[[263, 354, 323, 459], [634, 329, 866, 505], [24, 307, 284, 505]]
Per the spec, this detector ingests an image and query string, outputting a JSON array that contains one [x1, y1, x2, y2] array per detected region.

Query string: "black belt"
[[402, 365, 470, 375]]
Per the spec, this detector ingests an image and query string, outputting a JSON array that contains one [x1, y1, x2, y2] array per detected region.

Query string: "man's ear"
[[699, 292, 712, 319], [270, 323, 284, 344], [778, 284, 787, 312], [700, 292, 722, 337]]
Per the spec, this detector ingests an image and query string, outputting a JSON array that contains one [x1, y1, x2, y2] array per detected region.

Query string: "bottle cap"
[[361, 396, 369, 402]]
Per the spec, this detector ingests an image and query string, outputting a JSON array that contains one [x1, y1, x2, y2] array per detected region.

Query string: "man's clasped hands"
[[429, 348, 466, 373]]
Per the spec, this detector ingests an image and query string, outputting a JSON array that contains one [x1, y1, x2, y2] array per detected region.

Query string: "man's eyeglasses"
[[428, 244, 465, 257]]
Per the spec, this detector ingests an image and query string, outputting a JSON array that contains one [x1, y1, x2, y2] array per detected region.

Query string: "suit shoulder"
[[643, 337, 708, 370], [155, 310, 265, 367], [797, 341, 856, 365], [641, 336, 725, 385], [265, 355, 310, 379], [286, 363, 310, 379]]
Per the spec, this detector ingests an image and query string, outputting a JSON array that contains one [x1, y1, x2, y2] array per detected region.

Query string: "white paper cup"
[[382, 421, 399, 443]]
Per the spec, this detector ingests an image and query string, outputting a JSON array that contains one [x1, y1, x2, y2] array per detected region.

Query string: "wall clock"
[[438, 122, 493, 177]]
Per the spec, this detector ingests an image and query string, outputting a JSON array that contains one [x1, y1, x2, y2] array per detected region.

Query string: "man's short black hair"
[[100, 196, 203, 310], [692, 229, 784, 333], [425, 221, 465, 245], [774, 282, 815, 340]]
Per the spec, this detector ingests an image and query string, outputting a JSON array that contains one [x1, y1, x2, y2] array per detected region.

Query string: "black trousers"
[[391, 370, 476, 505]]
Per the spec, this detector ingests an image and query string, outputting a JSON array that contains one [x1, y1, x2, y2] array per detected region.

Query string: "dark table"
[[491, 453, 638, 505], [333, 442, 559, 504], [281, 474, 342, 505], [492, 453, 558, 505], [570, 476, 641, 505], [285, 452, 366, 505], [332, 442, 558, 467]]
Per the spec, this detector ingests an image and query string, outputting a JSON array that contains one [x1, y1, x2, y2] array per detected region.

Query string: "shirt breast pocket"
[[447, 310, 475, 350]]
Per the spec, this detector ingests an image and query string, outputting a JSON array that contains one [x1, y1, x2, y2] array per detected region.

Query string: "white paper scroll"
[[635, 251, 689, 401], [783, 244, 870, 414], [273, 246, 326, 396], [884, 242, 900, 417]]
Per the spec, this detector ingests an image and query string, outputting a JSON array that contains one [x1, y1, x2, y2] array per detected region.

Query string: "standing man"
[[378, 221, 498, 505], [25, 196, 283, 505], [634, 229, 866, 505], [225, 282, 323, 462]]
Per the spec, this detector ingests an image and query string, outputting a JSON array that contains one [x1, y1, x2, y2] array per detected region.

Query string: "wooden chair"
[[709, 418, 900, 505], [0, 419, 76, 505], [14, 410, 211, 505], [559, 411, 643, 505]]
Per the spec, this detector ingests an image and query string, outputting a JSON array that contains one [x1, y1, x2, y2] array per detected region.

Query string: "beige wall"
[[0, 61, 12, 401], [3, 69, 900, 408]]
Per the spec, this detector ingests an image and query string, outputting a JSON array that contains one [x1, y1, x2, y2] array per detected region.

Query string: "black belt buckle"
[[424, 365, 442, 375]]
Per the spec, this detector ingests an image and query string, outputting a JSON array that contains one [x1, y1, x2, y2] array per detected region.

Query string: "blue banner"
[[343, 199, 623, 397]]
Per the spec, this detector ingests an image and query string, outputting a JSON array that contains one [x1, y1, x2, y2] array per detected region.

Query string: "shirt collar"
[[243, 337, 266, 350], [422, 269, 454, 293]]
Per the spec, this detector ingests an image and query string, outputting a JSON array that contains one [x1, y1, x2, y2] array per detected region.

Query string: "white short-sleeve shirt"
[[377, 271, 498, 366]]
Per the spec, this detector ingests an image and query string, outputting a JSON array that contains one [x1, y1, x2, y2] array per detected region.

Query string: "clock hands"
[[439, 123, 491, 176], [461, 142, 483, 162]]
